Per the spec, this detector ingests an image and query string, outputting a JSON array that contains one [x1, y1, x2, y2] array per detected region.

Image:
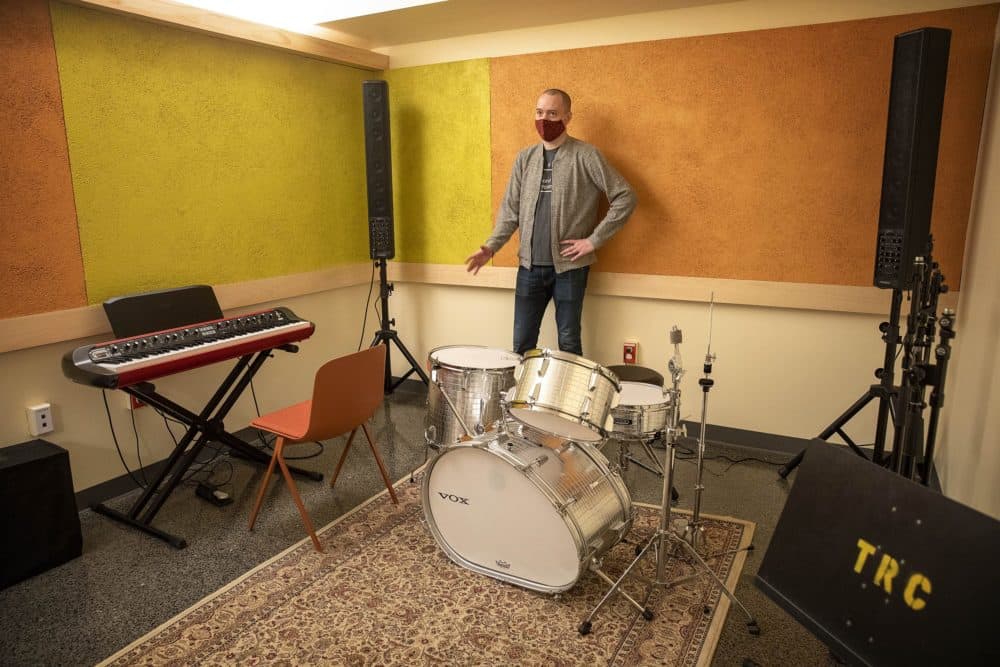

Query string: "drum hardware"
[[516, 454, 550, 472], [684, 295, 717, 550], [579, 323, 760, 637], [557, 497, 578, 513], [430, 368, 476, 438]]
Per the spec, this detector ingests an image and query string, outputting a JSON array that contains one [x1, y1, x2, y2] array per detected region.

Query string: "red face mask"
[[535, 118, 566, 142]]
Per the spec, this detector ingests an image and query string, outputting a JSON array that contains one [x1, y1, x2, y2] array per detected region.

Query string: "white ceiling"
[[320, 0, 731, 48]]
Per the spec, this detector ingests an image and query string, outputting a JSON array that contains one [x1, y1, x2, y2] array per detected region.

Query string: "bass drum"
[[422, 426, 633, 593]]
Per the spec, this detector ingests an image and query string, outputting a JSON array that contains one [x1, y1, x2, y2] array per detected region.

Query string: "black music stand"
[[758, 440, 999, 665], [93, 286, 321, 549]]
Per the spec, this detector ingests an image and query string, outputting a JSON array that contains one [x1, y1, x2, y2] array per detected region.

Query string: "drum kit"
[[417, 314, 759, 635]]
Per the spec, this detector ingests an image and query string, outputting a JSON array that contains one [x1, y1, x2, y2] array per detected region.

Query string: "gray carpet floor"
[[0, 384, 836, 666]]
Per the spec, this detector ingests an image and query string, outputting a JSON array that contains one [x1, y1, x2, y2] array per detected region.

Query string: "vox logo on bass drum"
[[438, 492, 470, 505]]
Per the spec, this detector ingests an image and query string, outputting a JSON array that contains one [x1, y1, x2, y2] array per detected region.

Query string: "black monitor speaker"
[[363, 80, 395, 260], [1, 440, 83, 590], [873, 27, 951, 290]]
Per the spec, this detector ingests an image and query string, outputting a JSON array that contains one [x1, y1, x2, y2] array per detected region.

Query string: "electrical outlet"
[[623, 341, 638, 365], [26, 403, 54, 436], [128, 395, 146, 410]]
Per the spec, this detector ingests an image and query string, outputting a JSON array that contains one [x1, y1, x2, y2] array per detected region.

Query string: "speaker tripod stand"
[[580, 325, 758, 636], [369, 258, 429, 394], [778, 289, 903, 479]]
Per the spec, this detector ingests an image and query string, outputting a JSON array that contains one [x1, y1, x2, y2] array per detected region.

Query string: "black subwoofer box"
[[0, 439, 82, 590]]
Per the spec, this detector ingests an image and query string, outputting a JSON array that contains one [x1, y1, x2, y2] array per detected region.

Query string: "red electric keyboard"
[[62, 307, 314, 389]]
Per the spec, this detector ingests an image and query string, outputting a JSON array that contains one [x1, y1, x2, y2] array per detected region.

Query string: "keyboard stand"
[[92, 344, 322, 549]]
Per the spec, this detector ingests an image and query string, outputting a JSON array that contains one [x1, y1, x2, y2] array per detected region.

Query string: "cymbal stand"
[[579, 324, 759, 636], [685, 294, 716, 550]]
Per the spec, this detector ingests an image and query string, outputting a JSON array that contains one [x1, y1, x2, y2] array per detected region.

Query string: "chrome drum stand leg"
[[579, 324, 759, 637]]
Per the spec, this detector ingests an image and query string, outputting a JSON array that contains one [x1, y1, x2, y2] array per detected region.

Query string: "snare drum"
[[426, 345, 520, 446], [507, 349, 621, 442], [611, 382, 672, 439], [422, 427, 632, 593]]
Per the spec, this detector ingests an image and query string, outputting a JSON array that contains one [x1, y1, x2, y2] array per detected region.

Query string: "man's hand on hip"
[[559, 239, 595, 261], [465, 246, 493, 275]]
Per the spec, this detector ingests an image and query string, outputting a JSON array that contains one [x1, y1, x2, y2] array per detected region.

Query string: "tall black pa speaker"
[[363, 80, 395, 260], [873, 28, 951, 290]]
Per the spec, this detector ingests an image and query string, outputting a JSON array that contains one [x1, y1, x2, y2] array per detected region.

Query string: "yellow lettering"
[[874, 555, 899, 593], [903, 574, 931, 610], [854, 538, 877, 574]]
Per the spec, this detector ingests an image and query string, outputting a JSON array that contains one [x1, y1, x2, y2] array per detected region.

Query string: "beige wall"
[[937, 24, 1000, 518], [383, 281, 889, 438], [0, 287, 374, 491]]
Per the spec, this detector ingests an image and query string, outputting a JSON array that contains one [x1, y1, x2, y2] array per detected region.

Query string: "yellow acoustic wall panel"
[[383, 59, 491, 264], [0, 0, 87, 319], [49, 2, 371, 304]]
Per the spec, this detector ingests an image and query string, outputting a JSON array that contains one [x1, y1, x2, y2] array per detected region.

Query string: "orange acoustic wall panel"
[[0, 0, 87, 319], [489, 5, 997, 288]]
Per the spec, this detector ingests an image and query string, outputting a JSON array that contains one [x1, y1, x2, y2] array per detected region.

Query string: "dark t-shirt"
[[531, 147, 559, 265]]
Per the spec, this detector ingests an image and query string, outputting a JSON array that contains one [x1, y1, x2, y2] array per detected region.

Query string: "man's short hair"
[[542, 88, 572, 113]]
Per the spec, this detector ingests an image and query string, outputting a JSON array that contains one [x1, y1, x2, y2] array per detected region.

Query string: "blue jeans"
[[513, 265, 590, 356]]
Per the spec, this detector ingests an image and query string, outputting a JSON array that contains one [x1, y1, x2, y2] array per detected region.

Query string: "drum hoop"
[[506, 402, 607, 441], [521, 348, 621, 391], [429, 345, 521, 373], [613, 400, 671, 415]]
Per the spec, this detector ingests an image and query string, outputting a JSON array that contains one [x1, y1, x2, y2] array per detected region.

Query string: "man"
[[466, 88, 636, 357]]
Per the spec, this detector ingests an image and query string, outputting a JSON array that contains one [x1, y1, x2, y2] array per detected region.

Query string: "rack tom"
[[507, 349, 621, 442]]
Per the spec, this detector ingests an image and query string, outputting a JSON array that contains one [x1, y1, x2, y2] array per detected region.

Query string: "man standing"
[[466, 89, 636, 356]]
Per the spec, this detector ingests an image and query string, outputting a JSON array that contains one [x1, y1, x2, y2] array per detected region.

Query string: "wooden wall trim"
[[66, 0, 389, 70], [387, 262, 960, 315], [0, 263, 372, 353], [1, 261, 960, 353]]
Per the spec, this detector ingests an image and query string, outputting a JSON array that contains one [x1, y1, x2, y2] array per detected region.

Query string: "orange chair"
[[248, 345, 398, 552]]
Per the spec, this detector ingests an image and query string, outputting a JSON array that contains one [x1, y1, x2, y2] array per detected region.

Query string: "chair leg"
[[276, 445, 323, 553], [329, 428, 358, 489], [248, 436, 281, 530], [362, 422, 398, 505]]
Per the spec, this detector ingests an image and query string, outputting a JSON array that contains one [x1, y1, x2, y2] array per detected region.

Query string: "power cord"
[[357, 260, 377, 351], [102, 390, 147, 490]]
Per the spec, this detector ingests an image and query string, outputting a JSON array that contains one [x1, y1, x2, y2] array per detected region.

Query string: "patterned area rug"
[[101, 475, 754, 666]]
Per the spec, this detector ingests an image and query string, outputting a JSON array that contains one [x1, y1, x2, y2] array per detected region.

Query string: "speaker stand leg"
[[369, 259, 429, 395]]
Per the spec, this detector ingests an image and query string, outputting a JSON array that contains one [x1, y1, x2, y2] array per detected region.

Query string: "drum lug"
[[552, 442, 575, 456], [538, 356, 550, 376], [580, 395, 592, 418], [588, 369, 600, 391], [517, 454, 548, 472], [557, 496, 578, 514]]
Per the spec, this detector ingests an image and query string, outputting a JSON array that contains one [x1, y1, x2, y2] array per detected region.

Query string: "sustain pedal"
[[196, 482, 232, 507]]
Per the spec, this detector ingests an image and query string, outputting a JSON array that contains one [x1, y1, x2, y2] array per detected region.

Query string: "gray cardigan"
[[484, 136, 636, 273]]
